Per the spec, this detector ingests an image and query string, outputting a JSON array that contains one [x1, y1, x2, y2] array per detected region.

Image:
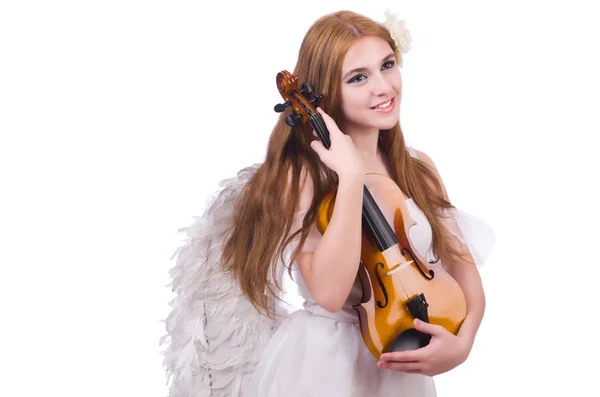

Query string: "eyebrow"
[[342, 53, 396, 81]]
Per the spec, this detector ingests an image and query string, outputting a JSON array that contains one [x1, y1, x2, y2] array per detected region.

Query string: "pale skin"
[[297, 35, 486, 377], [377, 150, 486, 377]]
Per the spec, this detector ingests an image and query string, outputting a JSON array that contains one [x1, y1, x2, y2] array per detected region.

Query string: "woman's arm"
[[293, 107, 367, 313], [415, 149, 486, 346], [295, 169, 365, 313], [377, 149, 486, 376]]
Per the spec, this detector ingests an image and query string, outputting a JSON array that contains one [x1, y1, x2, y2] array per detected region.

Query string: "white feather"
[[160, 164, 290, 397]]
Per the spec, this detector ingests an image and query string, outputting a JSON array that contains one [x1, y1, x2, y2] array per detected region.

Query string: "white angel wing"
[[441, 207, 496, 267], [159, 164, 289, 397]]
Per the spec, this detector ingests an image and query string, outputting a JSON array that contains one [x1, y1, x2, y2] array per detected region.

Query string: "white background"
[[1, 0, 599, 396]]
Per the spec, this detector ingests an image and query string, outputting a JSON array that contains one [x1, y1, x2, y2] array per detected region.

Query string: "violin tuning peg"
[[310, 94, 323, 105], [285, 113, 302, 127], [299, 82, 313, 96], [274, 101, 292, 113]]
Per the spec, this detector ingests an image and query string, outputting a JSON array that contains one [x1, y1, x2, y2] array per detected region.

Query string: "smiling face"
[[339, 36, 402, 134]]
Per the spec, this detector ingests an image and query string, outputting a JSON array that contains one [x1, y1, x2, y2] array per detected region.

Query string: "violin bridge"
[[386, 260, 414, 276]]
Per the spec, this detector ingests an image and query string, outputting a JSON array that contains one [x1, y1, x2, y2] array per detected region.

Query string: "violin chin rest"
[[389, 328, 431, 352]]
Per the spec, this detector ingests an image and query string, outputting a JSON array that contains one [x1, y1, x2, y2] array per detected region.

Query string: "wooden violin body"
[[274, 70, 467, 359], [317, 173, 467, 358]]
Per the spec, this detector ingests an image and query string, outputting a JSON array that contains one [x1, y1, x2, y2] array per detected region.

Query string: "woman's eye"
[[348, 74, 366, 84], [382, 60, 396, 69], [347, 60, 395, 84]]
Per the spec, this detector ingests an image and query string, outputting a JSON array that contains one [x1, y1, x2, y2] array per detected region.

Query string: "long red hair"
[[221, 10, 463, 317]]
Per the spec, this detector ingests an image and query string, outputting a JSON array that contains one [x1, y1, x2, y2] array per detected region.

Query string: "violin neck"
[[362, 187, 399, 251], [309, 114, 399, 253], [311, 113, 332, 149]]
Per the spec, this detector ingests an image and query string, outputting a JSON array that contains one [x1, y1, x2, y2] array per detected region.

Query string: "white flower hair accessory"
[[383, 9, 412, 67]]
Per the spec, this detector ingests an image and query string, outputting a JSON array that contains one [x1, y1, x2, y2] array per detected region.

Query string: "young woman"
[[161, 9, 495, 397]]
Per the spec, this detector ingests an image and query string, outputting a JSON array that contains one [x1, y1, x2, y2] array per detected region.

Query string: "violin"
[[274, 70, 467, 358]]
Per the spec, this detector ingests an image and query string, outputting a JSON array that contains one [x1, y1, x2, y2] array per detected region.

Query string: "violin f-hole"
[[402, 248, 434, 280], [375, 262, 388, 308]]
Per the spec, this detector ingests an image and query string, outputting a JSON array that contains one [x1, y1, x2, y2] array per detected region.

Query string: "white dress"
[[246, 198, 439, 397], [160, 149, 495, 397]]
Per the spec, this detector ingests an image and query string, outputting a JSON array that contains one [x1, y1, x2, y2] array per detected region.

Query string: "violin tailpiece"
[[405, 293, 429, 323]]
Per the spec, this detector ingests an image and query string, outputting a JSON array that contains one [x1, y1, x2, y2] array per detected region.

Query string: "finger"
[[414, 318, 445, 336], [379, 349, 425, 362], [316, 108, 341, 139], [316, 107, 334, 125], [378, 360, 423, 373], [310, 139, 327, 157]]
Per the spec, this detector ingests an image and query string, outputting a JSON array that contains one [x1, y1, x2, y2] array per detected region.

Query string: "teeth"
[[375, 99, 392, 109]]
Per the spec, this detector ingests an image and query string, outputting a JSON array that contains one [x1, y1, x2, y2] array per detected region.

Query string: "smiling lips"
[[371, 97, 395, 113]]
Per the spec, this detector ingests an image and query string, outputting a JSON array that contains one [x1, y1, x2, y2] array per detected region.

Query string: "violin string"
[[392, 263, 411, 301], [315, 116, 327, 139], [315, 114, 330, 147], [292, 91, 327, 144], [296, 91, 418, 311], [304, 98, 416, 306], [295, 93, 320, 135], [308, 110, 325, 142], [398, 265, 412, 300]]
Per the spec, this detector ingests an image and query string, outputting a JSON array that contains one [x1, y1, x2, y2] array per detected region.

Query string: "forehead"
[[342, 36, 395, 73]]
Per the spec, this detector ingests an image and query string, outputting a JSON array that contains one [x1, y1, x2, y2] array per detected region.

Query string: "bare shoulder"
[[410, 148, 450, 198], [411, 148, 438, 171]]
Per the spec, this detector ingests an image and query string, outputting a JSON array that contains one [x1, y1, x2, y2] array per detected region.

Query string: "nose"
[[371, 72, 395, 97]]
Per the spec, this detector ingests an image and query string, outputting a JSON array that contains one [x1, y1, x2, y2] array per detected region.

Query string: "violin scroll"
[[273, 70, 323, 127]]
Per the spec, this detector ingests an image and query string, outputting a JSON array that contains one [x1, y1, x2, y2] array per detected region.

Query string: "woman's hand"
[[309, 107, 364, 181], [376, 318, 474, 377]]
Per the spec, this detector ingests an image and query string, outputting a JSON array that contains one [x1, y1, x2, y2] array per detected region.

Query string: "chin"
[[344, 109, 400, 132], [372, 115, 400, 131], [375, 119, 399, 130]]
